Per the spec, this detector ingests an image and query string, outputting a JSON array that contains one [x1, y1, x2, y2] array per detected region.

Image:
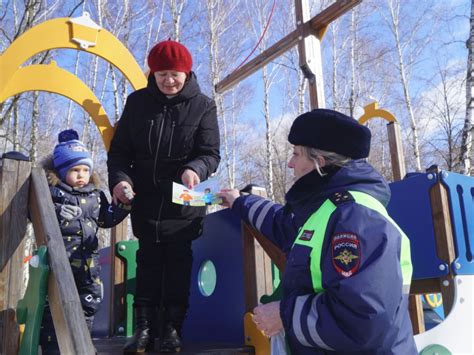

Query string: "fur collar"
[[40, 154, 101, 187]]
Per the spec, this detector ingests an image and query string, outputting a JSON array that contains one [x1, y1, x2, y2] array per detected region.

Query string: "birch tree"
[[377, 0, 436, 172], [30, 92, 40, 163], [205, 0, 243, 187], [65, 1, 87, 128], [460, 0, 474, 175], [168, 0, 186, 41], [245, 0, 281, 200], [421, 65, 465, 171]]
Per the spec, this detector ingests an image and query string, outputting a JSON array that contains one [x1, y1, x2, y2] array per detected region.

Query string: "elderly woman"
[[108, 40, 220, 353], [219, 109, 417, 354]]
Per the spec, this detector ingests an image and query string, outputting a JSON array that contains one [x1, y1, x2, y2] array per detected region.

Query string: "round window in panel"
[[198, 259, 217, 297]]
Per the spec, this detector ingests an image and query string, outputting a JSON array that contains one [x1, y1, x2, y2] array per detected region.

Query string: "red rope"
[[234, 0, 277, 71]]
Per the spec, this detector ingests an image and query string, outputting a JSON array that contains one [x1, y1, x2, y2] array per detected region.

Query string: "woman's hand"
[[181, 169, 200, 189], [217, 189, 240, 208], [113, 181, 135, 205], [252, 301, 283, 337]]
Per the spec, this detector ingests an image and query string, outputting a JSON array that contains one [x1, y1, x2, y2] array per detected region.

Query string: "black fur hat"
[[288, 109, 371, 159]]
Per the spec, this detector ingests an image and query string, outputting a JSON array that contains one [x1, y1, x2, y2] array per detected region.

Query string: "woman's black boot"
[[159, 324, 182, 353], [123, 306, 155, 353], [159, 305, 186, 353]]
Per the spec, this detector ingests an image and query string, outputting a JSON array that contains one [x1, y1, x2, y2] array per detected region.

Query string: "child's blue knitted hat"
[[53, 129, 93, 180]]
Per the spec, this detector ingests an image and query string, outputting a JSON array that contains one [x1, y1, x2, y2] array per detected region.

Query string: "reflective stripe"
[[292, 295, 312, 347], [248, 199, 267, 227], [293, 199, 336, 292], [255, 200, 275, 230], [307, 294, 334, 350], [349, 191, 413, 286]]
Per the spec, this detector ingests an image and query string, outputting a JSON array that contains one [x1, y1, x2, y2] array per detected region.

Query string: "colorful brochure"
[[172, 178, 222, 206]]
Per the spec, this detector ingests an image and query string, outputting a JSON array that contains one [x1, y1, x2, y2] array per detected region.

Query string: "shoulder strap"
[[327, 190, 354, 206]]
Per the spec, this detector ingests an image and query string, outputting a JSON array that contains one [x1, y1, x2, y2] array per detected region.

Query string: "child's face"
[[65, 165, 90, 188]]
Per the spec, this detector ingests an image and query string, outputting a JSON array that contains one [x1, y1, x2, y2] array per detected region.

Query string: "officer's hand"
[[181, 169, 200, 189], [217, 189, 240, 208], [60, 205, 82, 221], [113, 181, 135, 205], [252, 301, 283, 337]]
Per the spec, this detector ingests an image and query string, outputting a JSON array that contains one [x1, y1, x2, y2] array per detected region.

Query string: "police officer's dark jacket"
[[46, 169, 130, 252], [107, 73, 220, 242], [232, 160, 417, 354]]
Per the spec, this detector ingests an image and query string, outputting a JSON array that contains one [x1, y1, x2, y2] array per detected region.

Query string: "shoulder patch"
[[299, 230, 314, 241], [331, 232, 361, 277]]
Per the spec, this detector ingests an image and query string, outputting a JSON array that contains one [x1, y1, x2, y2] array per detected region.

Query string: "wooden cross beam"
[[215, 0, 361, 109]]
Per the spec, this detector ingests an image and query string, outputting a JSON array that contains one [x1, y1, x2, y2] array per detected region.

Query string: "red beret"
[[147, 40, 193, 74]]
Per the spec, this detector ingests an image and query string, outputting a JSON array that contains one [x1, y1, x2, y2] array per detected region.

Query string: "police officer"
[[218, 109, 417, 354]]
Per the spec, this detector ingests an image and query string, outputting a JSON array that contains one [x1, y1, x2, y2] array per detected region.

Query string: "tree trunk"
[[29, 92, 39, 163], [460, 0, 474, 175], [389, 0, 422, 171], [169, 0, 185, 41], [262, 66, 274, 200], [349, 9, 358, 117]]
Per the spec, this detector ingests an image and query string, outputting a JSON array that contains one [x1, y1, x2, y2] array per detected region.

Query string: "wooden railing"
[[240, 187, 286, 313], [0, 154, 128, 354], [0, 155, 30, 355]]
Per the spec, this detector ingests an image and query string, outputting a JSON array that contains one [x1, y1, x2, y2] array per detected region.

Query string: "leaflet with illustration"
[[172, 178, 222, 206]]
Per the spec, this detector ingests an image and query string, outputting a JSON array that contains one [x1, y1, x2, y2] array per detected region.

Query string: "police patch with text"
[[331, 232, 361, 277]]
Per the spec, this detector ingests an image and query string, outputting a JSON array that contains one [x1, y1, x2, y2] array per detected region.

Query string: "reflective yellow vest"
[[292, 190, 413, 293]]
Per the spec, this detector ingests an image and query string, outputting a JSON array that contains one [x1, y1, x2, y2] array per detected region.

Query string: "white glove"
[[60, 204, 82, 221]]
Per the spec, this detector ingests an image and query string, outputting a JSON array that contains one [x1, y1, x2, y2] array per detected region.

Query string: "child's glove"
[[60, 204, 82, 221]]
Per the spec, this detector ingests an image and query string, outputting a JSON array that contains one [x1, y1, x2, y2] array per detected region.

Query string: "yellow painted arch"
[[358, 102, 397, 125], [0, 17, 147, 95], [423, 293, 443, 308], [1, 62, 114, 150]]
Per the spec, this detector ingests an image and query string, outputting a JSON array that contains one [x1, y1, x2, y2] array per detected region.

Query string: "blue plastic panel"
[[183, 209, 245, 344], [387, 173, 448, 279], [440, 171, 474, 275]]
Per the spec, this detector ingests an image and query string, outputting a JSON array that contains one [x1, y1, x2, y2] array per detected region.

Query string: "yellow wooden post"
[[359, 102, 407, 181]]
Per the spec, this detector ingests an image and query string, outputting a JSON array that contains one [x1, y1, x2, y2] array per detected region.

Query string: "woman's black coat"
[[107, 73, 220, 242]]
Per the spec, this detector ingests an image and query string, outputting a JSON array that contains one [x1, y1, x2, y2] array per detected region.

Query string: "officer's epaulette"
[[329, 190, 355, 205]]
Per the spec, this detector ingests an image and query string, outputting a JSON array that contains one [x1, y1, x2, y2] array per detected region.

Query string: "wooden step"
[[94, 337, 255, 355]]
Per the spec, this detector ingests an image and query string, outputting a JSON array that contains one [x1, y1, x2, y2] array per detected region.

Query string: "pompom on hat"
[[288, 109, 371, 159], [53, 129, 93, 181], [147, 40, 193, 74]]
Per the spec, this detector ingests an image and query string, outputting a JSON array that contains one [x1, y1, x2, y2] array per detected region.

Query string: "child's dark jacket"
[[44, 162, 129, 251]]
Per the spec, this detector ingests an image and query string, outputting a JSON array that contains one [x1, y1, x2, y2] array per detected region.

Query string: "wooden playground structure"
[[1, 0, 473, 354]]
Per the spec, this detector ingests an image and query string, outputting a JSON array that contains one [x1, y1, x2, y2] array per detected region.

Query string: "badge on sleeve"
[[332, 232, 361, 277], [299, 230, 314, 241]]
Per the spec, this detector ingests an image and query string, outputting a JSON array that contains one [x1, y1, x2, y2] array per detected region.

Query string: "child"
[[39, 129, 130, 354]]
